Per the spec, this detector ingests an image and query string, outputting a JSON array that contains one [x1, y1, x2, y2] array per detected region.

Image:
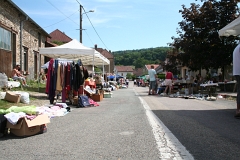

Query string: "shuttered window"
[[0, 27, 11, 51]]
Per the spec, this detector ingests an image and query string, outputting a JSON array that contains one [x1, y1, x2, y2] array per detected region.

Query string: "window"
[[23, 47, 28, 71], [38, 32, 41, 48], [0, 27, 11, 51]]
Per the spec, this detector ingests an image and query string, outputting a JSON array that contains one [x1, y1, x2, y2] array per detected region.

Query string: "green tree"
[[170, 0, 239, 73], [126, 73, 132, 79]]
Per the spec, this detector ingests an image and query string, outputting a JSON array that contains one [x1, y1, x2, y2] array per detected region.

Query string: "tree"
[[126, 73, 132, 80], [170, 0, 239, 73]]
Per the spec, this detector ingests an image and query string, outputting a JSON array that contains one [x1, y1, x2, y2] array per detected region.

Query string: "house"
[[133, 68, 144, 77], [144, 64, 159, 73], [114, 66, 134, 78], [44, 29, 73, 64], [0, 0, 50, 79], [47, 29, 72, 44], [95, 44, 114, 74]]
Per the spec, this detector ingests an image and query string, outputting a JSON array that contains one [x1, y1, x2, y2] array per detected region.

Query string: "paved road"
[[133, 82, 240, 160], [1, 83, 161, 160], [1, 81, 239, 160]]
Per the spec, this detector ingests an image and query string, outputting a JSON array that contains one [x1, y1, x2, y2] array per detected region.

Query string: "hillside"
[[112, 47, 170, 68]]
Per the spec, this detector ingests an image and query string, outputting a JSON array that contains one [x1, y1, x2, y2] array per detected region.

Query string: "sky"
[[11, 0, 198, 52]]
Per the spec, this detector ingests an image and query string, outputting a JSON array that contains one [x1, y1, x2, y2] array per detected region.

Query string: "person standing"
[[148, 65, 157, 95], [162, 69, 173, 95], [233, 43, 240, 118]]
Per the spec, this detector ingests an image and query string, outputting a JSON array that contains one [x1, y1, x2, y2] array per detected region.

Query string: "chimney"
[[109, 50, 111, 53], [95, 44, 97, 49]]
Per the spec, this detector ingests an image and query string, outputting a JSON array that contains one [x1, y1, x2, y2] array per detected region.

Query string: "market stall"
[[39, 39, 111, 105]]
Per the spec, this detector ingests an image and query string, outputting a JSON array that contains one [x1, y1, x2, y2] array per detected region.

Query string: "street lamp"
[[80, 5, 94, 43]]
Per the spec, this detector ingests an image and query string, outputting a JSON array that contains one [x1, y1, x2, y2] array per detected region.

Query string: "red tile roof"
[[145, 64, 159, 70], [133, 68, 144, 76], [95, 44, 113, 59], [47, 29, 72, 43], [45, 41, 58, 47], [115, 66, 134, 72], [100, 49, 114, 59]]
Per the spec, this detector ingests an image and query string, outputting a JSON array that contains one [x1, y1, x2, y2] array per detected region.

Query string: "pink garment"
[[51, 106, 61, 110], [25, 115, 37, 120], [88, 98, 99, 106]]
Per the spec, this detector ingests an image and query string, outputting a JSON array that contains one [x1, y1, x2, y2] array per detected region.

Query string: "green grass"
[[0, 80, 45, 109], [0, 97, 36, 109], [10, 80, 46, 93]]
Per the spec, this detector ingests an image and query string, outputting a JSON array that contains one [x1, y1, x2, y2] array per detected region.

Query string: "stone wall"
[[0, 0, 48, 80]]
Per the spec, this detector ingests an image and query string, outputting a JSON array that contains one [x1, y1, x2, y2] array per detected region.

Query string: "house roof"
[[45, 41, 58, 47], [145, 64, 159, 70], [6, 0, 50, 38], [133, 68, 144, 76], [95, 44, 113, 59], [115, 66, 134, 72], [47, 29, 72, 43]]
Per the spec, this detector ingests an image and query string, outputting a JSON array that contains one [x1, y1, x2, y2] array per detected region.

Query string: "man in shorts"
[[148, 65, 157, 95], [233, 43, 240, 118], [11, 64, 28, 87]]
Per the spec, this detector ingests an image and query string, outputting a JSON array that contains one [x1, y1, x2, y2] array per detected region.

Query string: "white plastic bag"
[[13, 91, 30, 104]]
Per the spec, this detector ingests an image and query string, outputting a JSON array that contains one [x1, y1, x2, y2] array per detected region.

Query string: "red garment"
[[45, 59, 54, 94], [166, 72, 173, 79], [65, 63, 71, 91]]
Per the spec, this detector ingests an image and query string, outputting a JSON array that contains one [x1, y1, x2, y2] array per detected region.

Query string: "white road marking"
[[139, 97, 194, 160]]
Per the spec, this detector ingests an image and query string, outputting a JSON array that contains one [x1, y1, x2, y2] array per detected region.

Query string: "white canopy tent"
[[219, 16, 240, 37], [39, 39, 110, 66]]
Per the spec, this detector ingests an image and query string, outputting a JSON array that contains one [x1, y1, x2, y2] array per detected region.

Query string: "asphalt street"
[[0, 82, 160, 160], [134, 83, 240, 160], [1, 81, 239, 160]]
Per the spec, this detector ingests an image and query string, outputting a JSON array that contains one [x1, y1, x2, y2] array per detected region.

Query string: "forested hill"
[[112, 47, 171, 68]]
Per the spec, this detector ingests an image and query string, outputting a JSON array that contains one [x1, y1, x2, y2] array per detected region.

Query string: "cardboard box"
[[4, 91, 21, 103], [73, 96, 78, 106], [90, 93, 103, 102], [6, 114, 50, 137]]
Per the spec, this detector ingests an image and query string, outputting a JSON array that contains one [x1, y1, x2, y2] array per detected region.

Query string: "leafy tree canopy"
[[170, 0, 239, 73], [113, 47, 170, 69]]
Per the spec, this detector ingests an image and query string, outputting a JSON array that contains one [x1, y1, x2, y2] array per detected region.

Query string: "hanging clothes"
[[46, 59, 54, 94], [56, 63, 62, 91], [48, 59, 55, 104]]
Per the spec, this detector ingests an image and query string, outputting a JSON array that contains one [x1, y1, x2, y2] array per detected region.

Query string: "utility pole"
[[80, 5, 83, 43]]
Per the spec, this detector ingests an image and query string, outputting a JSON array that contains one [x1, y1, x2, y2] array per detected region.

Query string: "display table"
[[218, 81, 237, 92], [200, 83, 218, 96]]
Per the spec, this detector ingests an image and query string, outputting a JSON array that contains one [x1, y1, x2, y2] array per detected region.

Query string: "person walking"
[[148, 65, 157, 95], [233, 43, 240, 118], [161, 69, 173, 96]]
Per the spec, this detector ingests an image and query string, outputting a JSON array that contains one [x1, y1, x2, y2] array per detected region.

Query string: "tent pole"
[[92, 54, 95, 78], [38, 53, 40, 92], [102, 61, 104, 77]]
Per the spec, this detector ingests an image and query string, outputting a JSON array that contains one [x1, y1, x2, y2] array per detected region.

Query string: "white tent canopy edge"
[[219, 16, 240, 37], [39, 39, 110, 66]]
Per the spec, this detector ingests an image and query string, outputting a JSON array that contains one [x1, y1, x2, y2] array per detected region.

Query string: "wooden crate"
[[89, 94, 103, 102]]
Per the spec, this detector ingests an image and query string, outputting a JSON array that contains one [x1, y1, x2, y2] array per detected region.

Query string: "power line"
[[75, 0, 109, 50], [83, 7, 109, 51], [46, 0, 79, 27], [43, 10, 79, 28], [83, 30, 95, 46]]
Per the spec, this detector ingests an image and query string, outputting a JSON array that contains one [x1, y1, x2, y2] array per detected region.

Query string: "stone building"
[[0, 0, 50, 79]]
